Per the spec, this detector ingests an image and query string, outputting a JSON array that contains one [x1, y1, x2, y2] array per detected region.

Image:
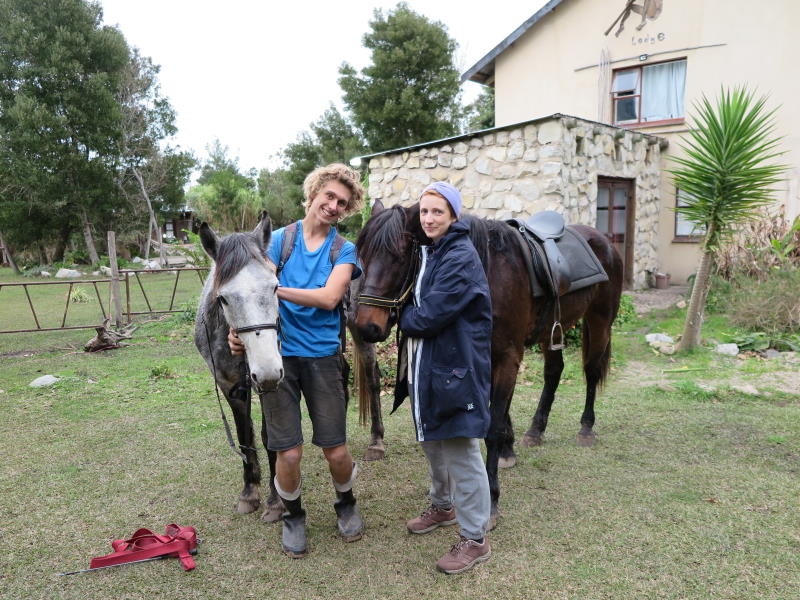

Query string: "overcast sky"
[[98, 0, 544, 173]]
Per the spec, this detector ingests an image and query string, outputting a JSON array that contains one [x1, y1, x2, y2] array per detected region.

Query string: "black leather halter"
[[358, 240, 420, 316]]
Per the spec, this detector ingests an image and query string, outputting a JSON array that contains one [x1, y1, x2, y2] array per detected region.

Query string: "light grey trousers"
[[420, 437, 491, 540]]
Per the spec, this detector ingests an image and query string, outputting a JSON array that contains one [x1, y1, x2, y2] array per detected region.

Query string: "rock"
[[55, 268, 82, 278], [715, 343, 739, 356], [30, 375, 60, 387], [646, 333, 674, 344]]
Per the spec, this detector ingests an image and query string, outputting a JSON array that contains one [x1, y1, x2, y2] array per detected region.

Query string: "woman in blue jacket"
[[400, 181, 493, 575]]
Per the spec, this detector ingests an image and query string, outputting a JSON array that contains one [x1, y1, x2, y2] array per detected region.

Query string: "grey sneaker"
[[406, 505, 457, 534], [436, 536, 491, 574]]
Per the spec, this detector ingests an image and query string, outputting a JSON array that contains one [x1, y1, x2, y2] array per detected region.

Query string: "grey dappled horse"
[[194, 212, 285, 521]]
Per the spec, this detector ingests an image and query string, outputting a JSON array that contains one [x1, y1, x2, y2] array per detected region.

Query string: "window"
[[675, 188, 705, 240], [612, 59, 687, 126]]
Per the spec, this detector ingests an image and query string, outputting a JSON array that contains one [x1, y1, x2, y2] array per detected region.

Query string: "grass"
[[0, 304, 798, 599]]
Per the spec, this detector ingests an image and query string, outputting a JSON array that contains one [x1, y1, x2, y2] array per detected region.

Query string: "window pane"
[[612, 69, 639, 93], [615, 97, 638, 122], [596, 210, 609, 233], [641, 60, 686, 121], [597, 187, 609, 209], [675, 188, 705, 237]]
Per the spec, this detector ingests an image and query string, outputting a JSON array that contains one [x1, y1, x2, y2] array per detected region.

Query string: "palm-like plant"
[[669, 87, 787, 351]]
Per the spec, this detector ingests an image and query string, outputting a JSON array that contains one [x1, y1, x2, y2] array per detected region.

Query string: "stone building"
[[358, 113, 664, 289]]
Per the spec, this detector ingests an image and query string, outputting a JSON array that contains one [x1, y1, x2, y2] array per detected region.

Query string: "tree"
[[670, 87, 787, 351], [188, 141, 259, 232], [0, 0, 131, 265], [465, 87, 495, 132], [338, 2, 462, 152], [113, 48, 194, 260]]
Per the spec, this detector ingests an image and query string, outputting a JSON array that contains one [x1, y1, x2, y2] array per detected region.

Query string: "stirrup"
[[550, 321, 565, 351]]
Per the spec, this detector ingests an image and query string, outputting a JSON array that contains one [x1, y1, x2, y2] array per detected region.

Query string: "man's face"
[[308, 181, 351, 225]]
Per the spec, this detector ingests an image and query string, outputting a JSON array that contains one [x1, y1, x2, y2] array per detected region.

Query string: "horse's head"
[[199, 211, 284, 393], [354, 200, 425, 343]]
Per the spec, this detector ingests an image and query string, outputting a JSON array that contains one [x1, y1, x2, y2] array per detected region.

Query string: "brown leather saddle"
[[507, 211, 609, 350]]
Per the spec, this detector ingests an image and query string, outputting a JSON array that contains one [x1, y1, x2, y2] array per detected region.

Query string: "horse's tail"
[[583, 318, 613, 390], [354, 341, 371, 426]]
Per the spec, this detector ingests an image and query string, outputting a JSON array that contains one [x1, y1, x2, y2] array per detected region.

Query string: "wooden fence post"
[[107, 231, 123, 327]]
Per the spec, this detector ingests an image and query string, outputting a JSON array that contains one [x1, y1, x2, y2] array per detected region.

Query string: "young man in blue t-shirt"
[[229, 163, 364, 558]]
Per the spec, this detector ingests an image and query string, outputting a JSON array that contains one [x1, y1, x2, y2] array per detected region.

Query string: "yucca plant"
[[669, 87, 787, 350]]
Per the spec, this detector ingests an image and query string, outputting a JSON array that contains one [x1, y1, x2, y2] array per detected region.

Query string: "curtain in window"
[[641, 60, 686, 122]]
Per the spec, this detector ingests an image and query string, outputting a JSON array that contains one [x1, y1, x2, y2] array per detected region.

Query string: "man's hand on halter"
[[228, 327, 245, 356]]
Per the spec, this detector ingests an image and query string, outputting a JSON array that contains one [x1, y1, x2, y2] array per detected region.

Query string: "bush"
[[725, 267, 800, 335]]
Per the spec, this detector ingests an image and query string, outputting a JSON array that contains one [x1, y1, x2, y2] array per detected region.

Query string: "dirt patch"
[[629, 285, 689, 314]]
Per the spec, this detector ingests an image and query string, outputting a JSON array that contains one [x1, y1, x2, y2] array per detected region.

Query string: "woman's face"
[[419, 193, 456, 243]]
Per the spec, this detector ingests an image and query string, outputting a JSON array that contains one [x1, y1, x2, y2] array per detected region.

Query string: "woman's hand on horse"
[[228, 327, 245, 356]]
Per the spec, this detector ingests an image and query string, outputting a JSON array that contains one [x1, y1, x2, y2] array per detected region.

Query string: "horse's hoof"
[[261, 499, 284, 523], [577, 431, 596, 447], [235, 498, 260, 515], [363, 445, 385, 461], [521, 433, 543, 447], [498, 456, 517, 469], [487, 512, 499, 532]]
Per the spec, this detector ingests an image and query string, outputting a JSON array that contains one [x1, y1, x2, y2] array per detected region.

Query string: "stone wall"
[[362, 114, 663, 289]]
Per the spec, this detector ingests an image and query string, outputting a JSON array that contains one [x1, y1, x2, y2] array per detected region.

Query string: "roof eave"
[[461, 0, 566, 86]]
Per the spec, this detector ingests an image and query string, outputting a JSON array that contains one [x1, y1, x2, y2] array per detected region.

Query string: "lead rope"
[[202, 316, 248, 462]]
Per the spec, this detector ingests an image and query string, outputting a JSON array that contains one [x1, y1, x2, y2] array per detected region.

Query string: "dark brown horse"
[[353, 200, 623, 522]]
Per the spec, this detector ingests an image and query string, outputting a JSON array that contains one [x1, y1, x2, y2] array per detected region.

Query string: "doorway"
[[596, 177, 635, 288]]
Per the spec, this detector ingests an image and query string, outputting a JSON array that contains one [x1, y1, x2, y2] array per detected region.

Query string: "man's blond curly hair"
[[303, 163, 365, 217]]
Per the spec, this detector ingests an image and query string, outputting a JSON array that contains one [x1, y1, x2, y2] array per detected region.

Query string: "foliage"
[[0, 0, 191, 266], [179, 230, 210, 268], [614, 293, 637, 327], [464, 86, 495, 132], [338, 2, 463, 152], [716, 266, 800, 337], [716, 209, 800, 278], [188, 140, 260, 232], [68, 286, 91, 303], [667, 86, 788, 350]]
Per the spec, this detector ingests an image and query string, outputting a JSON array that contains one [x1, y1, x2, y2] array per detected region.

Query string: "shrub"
[[725, 267, 800, 335]]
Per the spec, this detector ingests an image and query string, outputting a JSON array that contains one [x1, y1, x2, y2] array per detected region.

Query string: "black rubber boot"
[[281, 497, 307, 558], [334, 489, 364, 542]]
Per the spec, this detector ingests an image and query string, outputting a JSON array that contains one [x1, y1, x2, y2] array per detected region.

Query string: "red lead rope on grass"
[[89, 524, 198, 571]]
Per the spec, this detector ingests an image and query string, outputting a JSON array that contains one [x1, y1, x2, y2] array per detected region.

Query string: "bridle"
[[357, 238, 420, 320], [203, 296, 281, 462]]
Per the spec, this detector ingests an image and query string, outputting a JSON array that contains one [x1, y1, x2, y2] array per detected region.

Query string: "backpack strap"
[[277, 222, 298, 275]]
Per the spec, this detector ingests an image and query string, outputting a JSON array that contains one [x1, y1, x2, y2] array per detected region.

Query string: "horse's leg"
[[223, 378, 262, 514], [484, 353, 520, 529], [522, 345, 564, 447], [576, 315, 613, 447], [258, 397, 284, 522]]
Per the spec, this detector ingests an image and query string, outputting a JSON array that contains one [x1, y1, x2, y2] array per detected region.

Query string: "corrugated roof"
[[461, 0, 566, 86]]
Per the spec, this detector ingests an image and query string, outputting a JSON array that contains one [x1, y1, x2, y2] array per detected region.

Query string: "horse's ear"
[[254, 210, 272, 250], [199, 222, 219, 260], [370, 199, 385, 217]]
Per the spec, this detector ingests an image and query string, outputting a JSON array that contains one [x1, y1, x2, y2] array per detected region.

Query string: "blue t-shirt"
[[268, 222, 361, 358]]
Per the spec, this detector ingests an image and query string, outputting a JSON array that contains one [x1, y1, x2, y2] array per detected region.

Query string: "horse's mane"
[[356, 204, 410, 262], [357, 203, 525, 274], [213, 232, 267, 290], [461, 214, 522, 273]]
